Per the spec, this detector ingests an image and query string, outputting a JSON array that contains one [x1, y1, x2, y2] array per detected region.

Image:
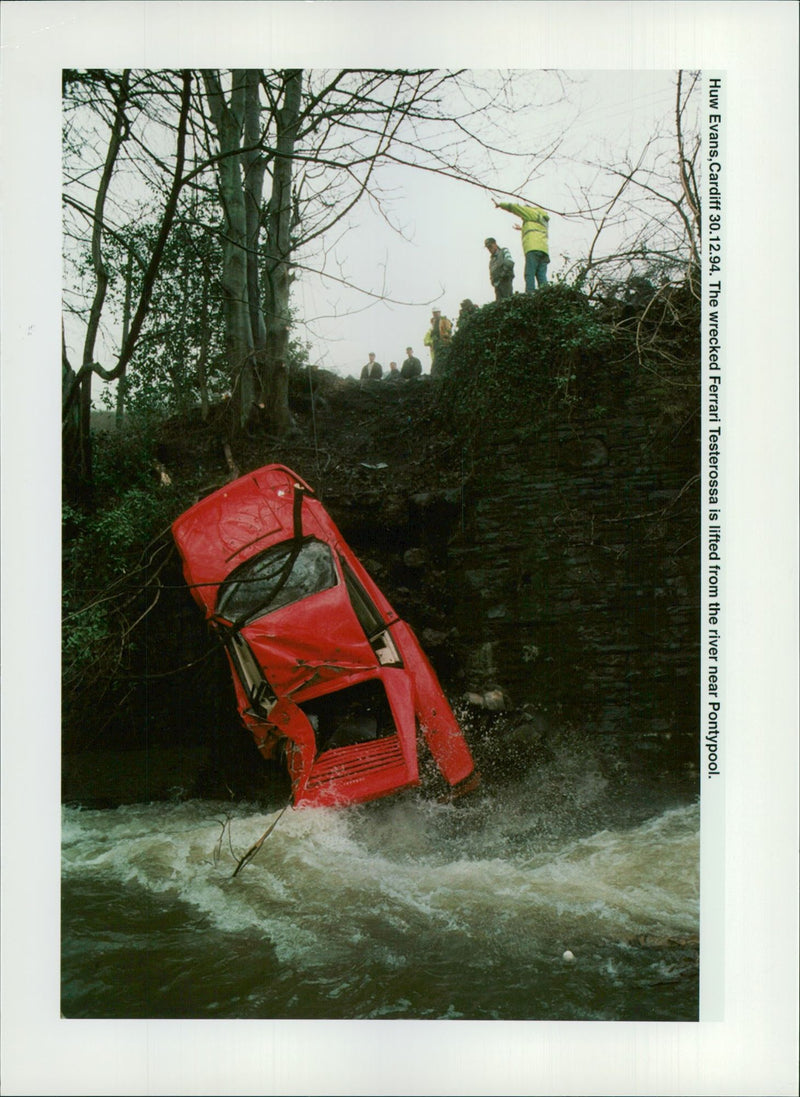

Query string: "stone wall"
[[445, 403, 700, 757]]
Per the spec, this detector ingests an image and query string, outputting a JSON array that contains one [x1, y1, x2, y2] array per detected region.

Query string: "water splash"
[[62, 725, 698, 1020], [63, 793, 698, 966]]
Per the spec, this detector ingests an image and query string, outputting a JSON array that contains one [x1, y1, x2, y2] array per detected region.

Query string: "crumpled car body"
[[172, 464, 479, 807]]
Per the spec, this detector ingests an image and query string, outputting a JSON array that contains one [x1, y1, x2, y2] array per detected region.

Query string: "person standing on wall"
[[360, 352, 383, 380], [494, 197, 550, 292], [401, 347, 422, 379], [484, 237, 515, 300], [423, 309, 452, 375]]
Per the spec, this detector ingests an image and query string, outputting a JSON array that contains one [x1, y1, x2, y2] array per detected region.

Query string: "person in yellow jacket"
[[423, 308, 452, 376], [494, 198, 550, 292]]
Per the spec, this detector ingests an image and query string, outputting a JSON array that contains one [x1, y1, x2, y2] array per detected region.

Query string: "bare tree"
[[63, 69, 193, 503], [199, 69, 302, 433], [64, 68, 131, 497], [565, 70, 701, 298]]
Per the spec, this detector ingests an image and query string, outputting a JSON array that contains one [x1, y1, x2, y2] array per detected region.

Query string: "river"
[[61, 752, 699, 1022]]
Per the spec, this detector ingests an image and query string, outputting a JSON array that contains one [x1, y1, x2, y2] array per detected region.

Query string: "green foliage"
[[99, 210, 229, 419], [62, 430, 192, 705], [90, 487, 168, 562], [90, 423, 158, 497], [437, 285, 617, 435], [285, 330, 312, 374]]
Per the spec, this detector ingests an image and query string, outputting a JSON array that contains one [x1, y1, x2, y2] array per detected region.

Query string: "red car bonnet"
[[174, 466, 328, 613]]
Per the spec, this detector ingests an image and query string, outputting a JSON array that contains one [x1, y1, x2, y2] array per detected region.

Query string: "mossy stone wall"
[[446, 403, 700, 757]]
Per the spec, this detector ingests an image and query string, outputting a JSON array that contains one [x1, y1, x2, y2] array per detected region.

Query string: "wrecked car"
[[172, 464, 479, 808]]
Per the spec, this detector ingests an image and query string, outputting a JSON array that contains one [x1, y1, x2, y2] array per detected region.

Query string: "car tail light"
[[371, 627, 403, 667]]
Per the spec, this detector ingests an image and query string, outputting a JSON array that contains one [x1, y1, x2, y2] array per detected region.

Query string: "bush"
[[436, 285, 617, 436], [62, 427, 198, 724]]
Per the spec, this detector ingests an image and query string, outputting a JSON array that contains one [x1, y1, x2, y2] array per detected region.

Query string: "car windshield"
[[216, 538, 337, 623]]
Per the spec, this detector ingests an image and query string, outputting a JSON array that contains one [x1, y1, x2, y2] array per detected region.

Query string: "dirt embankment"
[[154, 371, 460, 505]]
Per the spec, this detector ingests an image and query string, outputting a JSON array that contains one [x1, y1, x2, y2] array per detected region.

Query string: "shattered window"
[[227, 630, 276, 715], [216, 538, 337, 623]]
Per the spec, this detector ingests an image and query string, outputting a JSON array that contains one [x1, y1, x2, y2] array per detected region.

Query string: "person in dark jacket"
[[360, 352, 383, 380], [484, 237, 515, 299], [400, 347, 422, 379]]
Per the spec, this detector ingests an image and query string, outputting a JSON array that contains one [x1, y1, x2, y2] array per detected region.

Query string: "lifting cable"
[[231, 803, 290, 877]]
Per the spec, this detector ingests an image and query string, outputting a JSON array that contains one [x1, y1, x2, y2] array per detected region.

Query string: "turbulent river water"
[[61, 754, 699, 1022]]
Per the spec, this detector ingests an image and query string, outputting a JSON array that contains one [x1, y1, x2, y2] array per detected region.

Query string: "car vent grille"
[[306, 735, 406, 789]]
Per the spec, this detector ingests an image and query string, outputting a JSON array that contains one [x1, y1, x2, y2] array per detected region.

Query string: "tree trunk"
[[62, 332, 87, 507], [203, 70, 255, 431], [173, 230, 193, 414], [68, 69, 131, 504], [115, 249, 133, 425], [260, 69, 302, 436], [197, 254, 212, 421], [243, 70, 268, 371]]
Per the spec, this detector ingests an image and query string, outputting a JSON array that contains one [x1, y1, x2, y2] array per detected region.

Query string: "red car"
[[172, 464, 479, 808]]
